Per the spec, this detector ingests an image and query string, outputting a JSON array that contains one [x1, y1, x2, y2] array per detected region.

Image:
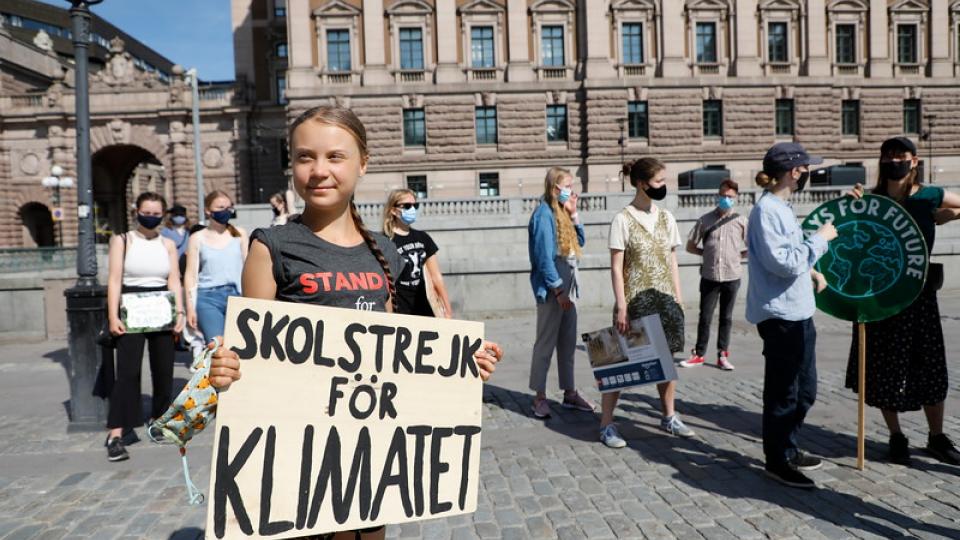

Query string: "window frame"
[[540, 25, 566, 67], [478, 172, 500, 197], [775, 98, 795, 138], [275, 42, 288, 59], [827, 1, 867, 77], [627, 101, 649, 140], [475, 106, 498, 146], [835, 23, 857, 65], [621, 22, 645, 65], [767, 21, 789, 64], [402, 108, 427, 148], [406, 174, 429, 199], [275, 73, 287, 105], [546, 104, 569, 143], [398, 27, 426, 70], [325, 29, 352, 72], [470, 26, 496, 68], [386, 1, 435, 80], [530, 0, 575, 80], [903, 99, 922, 135], [695, 21, 718, 64], [459, 1, 507, 80], [611, 0, 657, 77], [841, 99, 861, 139], [312, 2, 362, 84], [702, 99, 723, 139], [896, 23, 919, 65]]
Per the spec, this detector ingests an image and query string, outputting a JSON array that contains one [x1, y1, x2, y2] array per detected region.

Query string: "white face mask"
[[557, 187, 572, 204]]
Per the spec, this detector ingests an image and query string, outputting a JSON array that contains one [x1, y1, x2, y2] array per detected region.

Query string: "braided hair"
[[290, 105, 396, 306]]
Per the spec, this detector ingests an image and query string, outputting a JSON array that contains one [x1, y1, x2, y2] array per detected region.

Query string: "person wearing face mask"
[[683, 179, 748, 370], [845, 136, 960, 467], [269, 190, 295, 226], [747, 142, 836, 489], [381, 188, 453, 317], [184, 190, 248, 344], [527, 167, 596, 419], [104, 192, 185, 462], [161, 204, 191, 276], [600, 157, 694, 449]]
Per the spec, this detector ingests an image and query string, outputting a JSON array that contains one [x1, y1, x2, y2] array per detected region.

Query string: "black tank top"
[[251, 217, 403, 313]]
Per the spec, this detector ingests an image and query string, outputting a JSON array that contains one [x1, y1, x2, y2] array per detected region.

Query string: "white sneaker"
[[661, 414, 696, 438], [600, 424, 627, 448]]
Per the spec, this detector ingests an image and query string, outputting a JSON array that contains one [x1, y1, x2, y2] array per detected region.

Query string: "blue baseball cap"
[[762, 142, 823, 175]]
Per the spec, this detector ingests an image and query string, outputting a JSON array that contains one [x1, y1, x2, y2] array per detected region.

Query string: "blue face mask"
[[557, 187, 572, 204], [210, 208, 234, 225], [137, 214, 163, 229], [717, 196, 735, 211], [400, 207, 417, 224], [171, 216, 187, 226]]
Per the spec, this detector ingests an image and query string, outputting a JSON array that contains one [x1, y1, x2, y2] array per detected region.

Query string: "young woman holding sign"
[[105, 192, 185, 462], [381, 188, 453, 318], [600, 158, 694, 449], [747, 143, 836, 489], [846, 136, 960, 466], [206, 106, 503, 540]]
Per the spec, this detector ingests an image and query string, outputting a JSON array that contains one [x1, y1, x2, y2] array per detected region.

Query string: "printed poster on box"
[[581, 314, 678, 393]]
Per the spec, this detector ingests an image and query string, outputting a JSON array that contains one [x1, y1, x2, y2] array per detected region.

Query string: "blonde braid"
[[349, 200, 396, 302]]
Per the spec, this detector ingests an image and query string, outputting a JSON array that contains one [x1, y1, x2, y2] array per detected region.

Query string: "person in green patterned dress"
[[598, 157, 695, 448]]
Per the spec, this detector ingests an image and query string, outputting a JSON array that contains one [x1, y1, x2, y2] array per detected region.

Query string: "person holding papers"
[[600, 157, 694, 449]]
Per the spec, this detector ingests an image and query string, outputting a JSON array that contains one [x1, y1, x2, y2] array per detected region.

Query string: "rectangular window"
[[897, 24, 918, 64], [541, 25, 565, 66], [768, 22, 788, 63], [622, 23, 644, 64], [276, 43, 288, 58], [274, 1, 286, 18], [403, 108, 426, 147], [546, 104, 568, 142], [627, 101, 648, 139], [835, 24, 856, 64], [276, 74, 286, 105], [475, 106, 497, 145], [479, 172, 500, 197], [775, 99, 795, 136], [399, 27, 424, 70], [696, 22, 717, 63], [842, 99, 860, 137], [327, 30, 351, 72], [471, 26, 495, 68], [903, 99, 922, 134], [406, 175, 428, 199], [702, 99, 723, 137]]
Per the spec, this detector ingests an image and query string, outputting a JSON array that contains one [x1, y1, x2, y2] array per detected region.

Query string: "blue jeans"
[[757, 317, 818, 467], [196, 284, 239, 343]]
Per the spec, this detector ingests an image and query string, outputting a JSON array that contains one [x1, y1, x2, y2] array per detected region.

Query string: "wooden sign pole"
[[857, 322, 866, 471]]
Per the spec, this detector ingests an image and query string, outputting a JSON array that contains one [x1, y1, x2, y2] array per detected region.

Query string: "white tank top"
[[122, 232, 170, 288]]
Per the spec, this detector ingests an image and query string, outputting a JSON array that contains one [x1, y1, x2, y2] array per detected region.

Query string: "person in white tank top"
[[104, 192, 185, 463]]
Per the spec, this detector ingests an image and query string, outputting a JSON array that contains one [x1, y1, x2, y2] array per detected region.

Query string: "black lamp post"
[[64, 0, 107, 432], [617, 117, 627, 191], [922, 113, 936, 184]]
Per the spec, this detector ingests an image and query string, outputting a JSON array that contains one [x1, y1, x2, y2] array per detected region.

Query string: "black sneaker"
[[765, 462, 815, 489], [103, 428, 140, 448], [106, 437, 129, 462], [789, 450, 823, 471], [888, 432, 912, 465], [926, 433, 960, 465]]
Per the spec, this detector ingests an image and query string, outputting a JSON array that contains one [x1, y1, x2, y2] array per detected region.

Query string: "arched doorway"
[[92, 145, 167, 242], [19, 202, 55, 247]]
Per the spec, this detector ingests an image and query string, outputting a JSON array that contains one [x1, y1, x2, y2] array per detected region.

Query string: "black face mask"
[[271, 206, 282, 216], [795, 171, 810, 193], [137, 214, 163, 229], [645, 184, 667, 201], [879, 160, 912, 181]]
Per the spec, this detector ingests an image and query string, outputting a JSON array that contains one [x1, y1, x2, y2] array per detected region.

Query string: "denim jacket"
[[528, 199, 586, 303]]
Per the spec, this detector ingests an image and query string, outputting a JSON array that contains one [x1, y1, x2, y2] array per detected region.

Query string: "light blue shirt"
[[745, 191, 828, 324]]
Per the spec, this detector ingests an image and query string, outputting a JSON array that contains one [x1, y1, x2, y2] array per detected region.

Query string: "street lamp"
[[185, 68, 206, 223], [617, 117, 627, 191], [41, 164, 75, 246], [921, 113, 937, 184], [65, 0, 106, 432]]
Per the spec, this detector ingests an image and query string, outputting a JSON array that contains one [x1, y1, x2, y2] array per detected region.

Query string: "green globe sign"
[[801, 194, 928, 323]]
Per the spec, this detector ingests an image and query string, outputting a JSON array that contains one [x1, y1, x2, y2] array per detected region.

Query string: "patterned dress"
[[620, 208, 685, 353]]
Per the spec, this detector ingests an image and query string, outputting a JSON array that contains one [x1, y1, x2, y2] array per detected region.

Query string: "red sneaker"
[[680, 352, 705, 368], [717, 351, 735, 371]]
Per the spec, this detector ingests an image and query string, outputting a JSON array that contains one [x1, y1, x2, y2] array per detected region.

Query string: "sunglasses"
[[394, 202, 420, 210]]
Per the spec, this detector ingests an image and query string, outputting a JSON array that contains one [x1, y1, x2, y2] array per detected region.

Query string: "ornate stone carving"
[[203, 146, 224, 169], [33, 29, 54, 52], [108, 119, 131, 145], [92, 37, 162, 89], [19, 153, 40, 176]]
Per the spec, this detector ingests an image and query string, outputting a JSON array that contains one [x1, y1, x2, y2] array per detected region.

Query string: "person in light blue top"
[[747, 142, 837, 490]]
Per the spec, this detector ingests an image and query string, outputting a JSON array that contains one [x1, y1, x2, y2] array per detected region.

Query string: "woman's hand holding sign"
[[207, 337, 504, 390]]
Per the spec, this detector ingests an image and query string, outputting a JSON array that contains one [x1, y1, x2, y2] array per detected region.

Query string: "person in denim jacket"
[[527, 167, 595, 418]]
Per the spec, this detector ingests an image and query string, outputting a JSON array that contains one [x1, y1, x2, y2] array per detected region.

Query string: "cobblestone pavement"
[[2, 293, 960, 539]]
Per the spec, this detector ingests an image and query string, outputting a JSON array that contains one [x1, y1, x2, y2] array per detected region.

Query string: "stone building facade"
[[236, 0, 960, 201], [0, 0, 245, 248]]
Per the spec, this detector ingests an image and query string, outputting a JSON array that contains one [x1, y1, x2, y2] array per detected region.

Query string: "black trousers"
[[694, 278, 740, 356], [107, 330, 175, 430], [757, 317, 817, 466]]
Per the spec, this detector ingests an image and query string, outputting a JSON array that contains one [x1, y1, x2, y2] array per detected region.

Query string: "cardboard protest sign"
[[581, 314, 677, 393], [208, 297, 485, 539], [120, 290, 176, 333], [801, 194, 928, 322]]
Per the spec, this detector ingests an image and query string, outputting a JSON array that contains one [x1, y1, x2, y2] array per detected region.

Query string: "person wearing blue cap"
[[846, 136, 960, 467], [746, 142, 837, 488]]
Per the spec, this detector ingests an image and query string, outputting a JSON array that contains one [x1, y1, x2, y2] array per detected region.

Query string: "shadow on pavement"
[[483, 383, 960, 538], [168, 527, 203, 540]]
